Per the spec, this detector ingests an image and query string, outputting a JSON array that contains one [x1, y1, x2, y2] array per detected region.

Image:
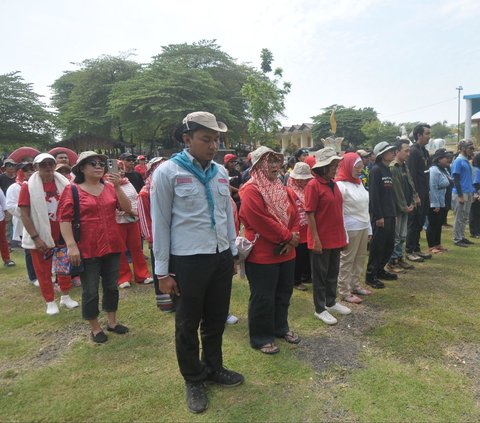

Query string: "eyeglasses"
[[86, 160, 107, 168]]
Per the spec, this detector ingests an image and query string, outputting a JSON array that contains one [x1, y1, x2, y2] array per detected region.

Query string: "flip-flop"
[[283, 331, 301, 344], [259, 343, 280, 354]]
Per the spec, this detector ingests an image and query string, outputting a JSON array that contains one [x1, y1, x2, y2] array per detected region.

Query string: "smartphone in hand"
[[107, 159, 118, 173]]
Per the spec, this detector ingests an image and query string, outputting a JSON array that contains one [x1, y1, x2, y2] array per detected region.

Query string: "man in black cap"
[[119, 153, 144, 193]]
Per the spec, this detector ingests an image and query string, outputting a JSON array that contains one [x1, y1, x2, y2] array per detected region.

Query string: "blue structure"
[[464, 93, 480, 139]]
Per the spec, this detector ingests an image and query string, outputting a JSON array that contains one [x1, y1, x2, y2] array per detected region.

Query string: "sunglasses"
[[86, 160, 107, 168], [38, 161, 56, 167]]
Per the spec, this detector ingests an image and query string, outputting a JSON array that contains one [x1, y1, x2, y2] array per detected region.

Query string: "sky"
[[2, 0, 479, 129]]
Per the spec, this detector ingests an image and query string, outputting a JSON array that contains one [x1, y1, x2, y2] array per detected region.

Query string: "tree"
[[51, 54, 141, 139], [312, 105, 378, 148], [108, 40, 252, 150], [361, 120, 400, 148], [241, 49, 291, 148], [0, 71, 55, 150], [430, 121, 452, 139]]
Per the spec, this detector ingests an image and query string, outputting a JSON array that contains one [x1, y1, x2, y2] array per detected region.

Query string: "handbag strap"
[[58, 184, 80, 246], [71, 184, 80, 243]]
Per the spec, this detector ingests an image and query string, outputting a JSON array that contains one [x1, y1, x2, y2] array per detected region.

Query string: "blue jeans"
[[391, 213, 408, 260]]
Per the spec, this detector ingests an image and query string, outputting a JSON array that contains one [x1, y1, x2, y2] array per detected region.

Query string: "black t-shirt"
[[125, 171, 145, 193], [0, 174, 16, 194], [369, 162, 396, 220]]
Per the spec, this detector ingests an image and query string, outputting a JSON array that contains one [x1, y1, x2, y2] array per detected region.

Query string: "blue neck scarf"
[[172, 150, 219, 228]]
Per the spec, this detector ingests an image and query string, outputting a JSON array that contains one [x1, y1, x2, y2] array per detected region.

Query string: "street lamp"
[[457, 85, 463, 142]]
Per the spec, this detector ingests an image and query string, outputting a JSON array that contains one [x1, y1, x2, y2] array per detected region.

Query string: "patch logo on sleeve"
[[176, 177, 193, 184], [218, 178, 228, 184]]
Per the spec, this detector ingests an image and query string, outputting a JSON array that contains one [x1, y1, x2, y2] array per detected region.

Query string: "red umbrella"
[[8, 147, 40, 163], [48, 147, 78, 166]]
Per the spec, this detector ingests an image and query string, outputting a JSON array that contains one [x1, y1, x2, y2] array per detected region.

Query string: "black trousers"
[[469, 200, 480, 236], [171, 250, 233, 382], [310, 248, 341, 313], [294, 242, 311, 284], [406, 200, 428, 253], [366, 217, 395, 279], [245, 259, 295, 348], [426, 207, 447, 247], [80, 253, 120, 320]]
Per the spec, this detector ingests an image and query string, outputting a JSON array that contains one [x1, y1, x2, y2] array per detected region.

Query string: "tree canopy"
[[0, 71, 55, 151]]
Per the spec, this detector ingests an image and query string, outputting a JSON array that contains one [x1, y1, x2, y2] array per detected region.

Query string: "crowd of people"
[[2, 115, 479, 414]]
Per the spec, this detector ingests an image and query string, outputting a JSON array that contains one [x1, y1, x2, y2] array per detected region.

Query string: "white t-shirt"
[[336, 180, 372, 234]]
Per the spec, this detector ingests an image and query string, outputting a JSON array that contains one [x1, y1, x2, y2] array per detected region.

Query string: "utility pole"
[[457, 85, 463, 142]]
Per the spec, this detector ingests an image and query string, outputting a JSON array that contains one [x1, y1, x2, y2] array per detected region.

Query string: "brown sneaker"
[[386, 260, 406, 274], [398, 257, 415, 270]]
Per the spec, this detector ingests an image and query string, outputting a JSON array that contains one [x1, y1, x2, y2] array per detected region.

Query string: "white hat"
[[175, 111, 227, 141], [312, 147, 343, 169], [289, 162, 313, 180], [250, 146, 283, 169], [373, 141, 396, 158], [33, 153, 56, 165]]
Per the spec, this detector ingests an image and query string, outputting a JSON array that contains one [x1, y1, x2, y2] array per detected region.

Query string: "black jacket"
[[407, 143, 430, 200], [369, 161, 396, 220]]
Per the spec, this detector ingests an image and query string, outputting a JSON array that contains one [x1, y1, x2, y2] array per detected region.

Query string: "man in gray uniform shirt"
[[151, 111, 243, 414]]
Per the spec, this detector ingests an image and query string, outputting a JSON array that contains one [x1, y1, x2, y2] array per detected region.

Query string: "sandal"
[[259, 343, 280, 355], [283, 331, 301, 344]]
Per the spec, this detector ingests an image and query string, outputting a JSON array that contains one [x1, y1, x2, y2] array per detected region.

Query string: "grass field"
[[1, 224, 479, 422]]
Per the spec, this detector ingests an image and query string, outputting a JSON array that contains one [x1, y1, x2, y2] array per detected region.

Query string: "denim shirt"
[[429, 165, 451, 208], [151, 151, 238, 275]]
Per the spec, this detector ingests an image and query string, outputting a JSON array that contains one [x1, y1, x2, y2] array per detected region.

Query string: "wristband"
[[158, 273, 175, 280]]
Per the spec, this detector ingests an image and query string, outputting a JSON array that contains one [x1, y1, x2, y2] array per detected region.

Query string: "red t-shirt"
[[304, 175, 347, 250], [239, 183, 299, 264], [57, 183, 123, 259], [134, 164, 147, 180], [18, 180, 61, 243]]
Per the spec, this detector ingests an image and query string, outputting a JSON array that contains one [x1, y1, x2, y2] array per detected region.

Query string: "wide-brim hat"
[[174, 111, 227, 142], [48, 147, 78, 166], [250, 146, 283, 169], [2, 158, 17, 167], [373, 141, 397, 158], [290, 162, 313, 180], [55, 163, 72, 173], [312, 147, 343, 169], [71, 151, 108, 176], [146, 157, 167, 175]]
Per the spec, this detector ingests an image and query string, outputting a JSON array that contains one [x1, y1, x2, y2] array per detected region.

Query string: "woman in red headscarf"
[[239, 146, 300, 355], [335, 152, 372, 304]]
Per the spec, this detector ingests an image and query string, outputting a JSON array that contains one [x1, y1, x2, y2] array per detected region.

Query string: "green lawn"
[[1, 225, 479, 422]]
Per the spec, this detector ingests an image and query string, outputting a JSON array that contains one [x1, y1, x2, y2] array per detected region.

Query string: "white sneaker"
[[142, 277, 154, 284], [314, 310, 337, 325], [118, 282, 131, 289], [226, 314, 239, 325], [46, 301, 59, 315], [32, 279, 40, 287], [60, 295, 79, 309], [326, 303, 352, 315]]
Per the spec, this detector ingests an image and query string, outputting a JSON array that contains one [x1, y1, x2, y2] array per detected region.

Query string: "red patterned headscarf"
[[247, 153, 290, 226], [287, 177, 306, 205]]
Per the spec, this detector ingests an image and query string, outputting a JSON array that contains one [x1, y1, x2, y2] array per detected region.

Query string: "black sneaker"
[[206, 368, 245, 387], [462, 238, 475, 245], [366, 278, 385, 289], [378, 270, 398, 281], [454, 241, 469, 248], [185, 382, 208, 414]]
